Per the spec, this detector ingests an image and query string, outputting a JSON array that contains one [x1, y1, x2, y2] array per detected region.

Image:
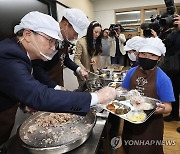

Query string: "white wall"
[[92, 0, 180, 28], [57, 0, 94, 21]]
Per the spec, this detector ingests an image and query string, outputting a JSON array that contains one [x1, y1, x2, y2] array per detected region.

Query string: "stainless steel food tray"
[[19, 110, 96, 153], [99, 97, 160, 124]]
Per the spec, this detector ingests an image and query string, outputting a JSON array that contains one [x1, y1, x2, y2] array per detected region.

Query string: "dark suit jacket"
[[0, 38, 91, 115]]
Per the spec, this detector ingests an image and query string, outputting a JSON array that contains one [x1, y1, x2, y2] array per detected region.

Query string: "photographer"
[[140, 0, 180, 125], [163, 14, 180, 123], [108, 24, 126, 65]]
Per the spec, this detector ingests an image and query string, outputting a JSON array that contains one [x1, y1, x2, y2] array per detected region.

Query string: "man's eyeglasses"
[[32, 31, 59, 49]]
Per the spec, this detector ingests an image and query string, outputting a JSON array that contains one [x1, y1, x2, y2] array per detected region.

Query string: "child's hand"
[[154, 103, 165, 114]]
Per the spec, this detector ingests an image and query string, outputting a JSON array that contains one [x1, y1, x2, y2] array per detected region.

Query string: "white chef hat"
[[63, 8, 90, 35], [14, 11, 60, 40], [139, 37, 166, 56], [124, 36, 146, 52]]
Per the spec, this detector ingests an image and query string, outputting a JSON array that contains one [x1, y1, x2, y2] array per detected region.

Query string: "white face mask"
[[39, 50, 58, 60], [31, 35, 57, 61], [128, 52, 136, 61]]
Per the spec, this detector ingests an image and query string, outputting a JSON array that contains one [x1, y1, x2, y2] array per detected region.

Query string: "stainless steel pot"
[[19, 110, 96, 154], [86, 77, 105, 92]]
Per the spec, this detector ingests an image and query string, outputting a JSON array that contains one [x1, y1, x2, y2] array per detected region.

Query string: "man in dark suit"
[[0, 11, 119, 146]]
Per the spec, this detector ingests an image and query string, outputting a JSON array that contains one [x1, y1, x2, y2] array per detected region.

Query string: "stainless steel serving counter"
[[6, 111, 110, 154]]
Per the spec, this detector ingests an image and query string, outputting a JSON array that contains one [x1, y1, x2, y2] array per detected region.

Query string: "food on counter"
[[98, 69, 113, 78], [112, 73, 120, 81], [126, 110, 147, 122], [110, 82, 117, 88], [99, 73, 106, 78], [107, 65, 124, 72], [106, 103, 115, 111]]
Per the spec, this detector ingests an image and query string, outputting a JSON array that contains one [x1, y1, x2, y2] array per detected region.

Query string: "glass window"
[[176, 7, 180, 15], [116, 11, 141, 26], [159, 8, 167, 16], [144, 9, 158, 22]]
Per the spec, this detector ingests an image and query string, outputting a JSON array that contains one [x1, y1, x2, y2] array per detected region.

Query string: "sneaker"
[[177, 127, 180, 133], [164, 115, 180, 122]]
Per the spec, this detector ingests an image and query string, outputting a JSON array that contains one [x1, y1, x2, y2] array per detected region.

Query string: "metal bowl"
[[86, 77, 105, 92], [19, 110, 96, 154]]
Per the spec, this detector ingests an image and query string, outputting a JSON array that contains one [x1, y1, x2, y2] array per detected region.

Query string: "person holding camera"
[[163, 14, 180, 123], [108, 24, 126, 65]]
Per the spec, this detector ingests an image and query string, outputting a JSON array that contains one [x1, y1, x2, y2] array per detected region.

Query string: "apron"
[[122, 66, 164, 154], [46, 48, 66, 87], [0, 104, 19, 145]]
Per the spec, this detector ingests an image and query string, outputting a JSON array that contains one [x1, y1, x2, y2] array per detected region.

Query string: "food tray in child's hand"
[[101, 98, 159, 124]]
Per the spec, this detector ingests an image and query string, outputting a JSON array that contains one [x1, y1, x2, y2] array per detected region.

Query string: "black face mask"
[[139, 57, 158, 70]]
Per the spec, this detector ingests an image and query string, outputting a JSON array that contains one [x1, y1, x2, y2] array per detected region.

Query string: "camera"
[[141, 0, 176, 38], [140, 16, 161, 38], [109, 24, 120, 37], [159, 0, 176, 29]]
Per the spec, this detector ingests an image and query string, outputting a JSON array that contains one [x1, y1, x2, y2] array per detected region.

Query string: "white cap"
[[124, 36, 146, 52], [63, 8, 90, 35], [14, 11, 60, 40], [139, 37, 166, 56]]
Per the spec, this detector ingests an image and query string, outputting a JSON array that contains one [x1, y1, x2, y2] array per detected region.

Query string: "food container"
[[98, 69, 113, 80], [112, 72, 126, 82], [18, 110, 96, 154], [107, 64, 124, 72], [108, 82, 122, 89], [86, 77, 105, 92]]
